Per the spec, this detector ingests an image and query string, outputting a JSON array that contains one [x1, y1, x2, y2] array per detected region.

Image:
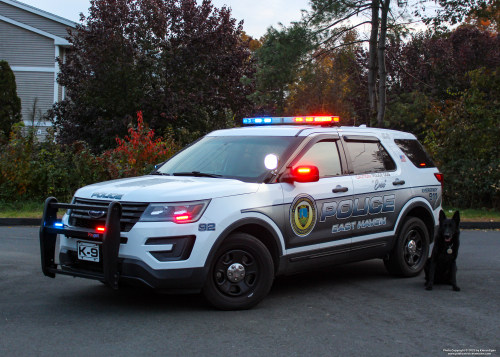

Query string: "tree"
[[424, 67, 500, 209], [50, 0, 255, 152], [418, 0, 500, 30], [385, 27, 500, 98], [252, 0, 417, 126], [0, 60, 22, 140], [283, 30, 364, 124], [251, 24, 313, 115], [304, 0, 415, 127], [380, 27, 500, 137]]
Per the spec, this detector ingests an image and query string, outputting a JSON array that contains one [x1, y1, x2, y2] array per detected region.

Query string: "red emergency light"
[[293, 116, 339, 123], [291, 165, 320, 183], [174, 214, 191, 223]]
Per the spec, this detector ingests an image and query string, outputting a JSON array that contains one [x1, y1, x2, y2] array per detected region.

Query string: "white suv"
[[40, 116, 443, 310]]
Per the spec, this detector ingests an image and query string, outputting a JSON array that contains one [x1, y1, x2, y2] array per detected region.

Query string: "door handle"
[[393, 179, 405, 186], [332, 185, 348, 193]]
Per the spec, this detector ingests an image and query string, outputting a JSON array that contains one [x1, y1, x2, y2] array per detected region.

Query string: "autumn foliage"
[[103, 111, 179, 178], [49, 0, 255, 152], [0, 112, 178, 202]]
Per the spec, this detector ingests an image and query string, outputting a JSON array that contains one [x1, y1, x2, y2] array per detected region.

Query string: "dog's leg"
[[424, 260, 430, 285], [425, 259, 436, 290], [450, 261, 460, 291]]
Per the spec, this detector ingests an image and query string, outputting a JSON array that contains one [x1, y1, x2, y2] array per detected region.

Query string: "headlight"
[[139, 200, 210, 223]]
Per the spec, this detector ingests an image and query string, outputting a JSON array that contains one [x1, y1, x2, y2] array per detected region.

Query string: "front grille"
[[68, 198, 149, 232]]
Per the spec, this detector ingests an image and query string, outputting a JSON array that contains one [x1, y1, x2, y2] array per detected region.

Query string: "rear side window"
[[345, 142, 396, 174], [394, 139, 436, 168]]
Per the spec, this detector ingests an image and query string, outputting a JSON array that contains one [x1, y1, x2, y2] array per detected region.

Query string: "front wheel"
[[384, 217, 429, 277], [202, 233, 274, 310]]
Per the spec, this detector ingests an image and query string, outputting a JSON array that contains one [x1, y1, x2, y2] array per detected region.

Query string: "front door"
[[281, 136, 354, 273]]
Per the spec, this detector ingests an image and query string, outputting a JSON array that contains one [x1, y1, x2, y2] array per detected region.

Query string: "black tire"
[[384, 217, 429, 277], [202, 233, 274, 310]]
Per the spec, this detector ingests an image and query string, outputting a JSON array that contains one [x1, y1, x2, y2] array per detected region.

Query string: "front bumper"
[[59, 248, 208, 293], [40, 197, 209, 293]]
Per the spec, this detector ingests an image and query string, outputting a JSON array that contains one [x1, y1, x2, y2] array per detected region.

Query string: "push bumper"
[[59, 248, 208, 293], [40, 197, 208, 293]]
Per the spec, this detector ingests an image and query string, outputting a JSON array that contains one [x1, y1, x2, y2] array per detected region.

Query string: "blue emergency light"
[[242, 116, 340, 125]]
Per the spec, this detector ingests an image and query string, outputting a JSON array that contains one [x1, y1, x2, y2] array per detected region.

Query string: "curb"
[[460, 222, 500, 229], [0, 218, 41, 226], [0, 218, 499, 229]]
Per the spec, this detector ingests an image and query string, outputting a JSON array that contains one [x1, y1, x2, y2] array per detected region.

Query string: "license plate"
[[77, 241, 100, 262]]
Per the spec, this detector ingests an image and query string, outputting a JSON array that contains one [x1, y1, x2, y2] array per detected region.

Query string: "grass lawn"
[[0, 201, 498, 222], [442, 206, 500, 222], [0, 201, 63, 219]]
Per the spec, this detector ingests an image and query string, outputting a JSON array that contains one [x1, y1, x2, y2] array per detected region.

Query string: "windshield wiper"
[[173, 171, 222, 178]]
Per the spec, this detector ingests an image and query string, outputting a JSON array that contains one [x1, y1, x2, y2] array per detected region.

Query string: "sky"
[[18, 0, 312, 38]]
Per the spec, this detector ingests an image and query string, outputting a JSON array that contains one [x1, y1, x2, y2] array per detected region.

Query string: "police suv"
[[39, 116, 443, 310]]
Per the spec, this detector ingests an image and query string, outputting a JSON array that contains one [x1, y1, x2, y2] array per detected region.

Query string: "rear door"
[[341, 134, 413, 259], [280, 134, 354, 272]]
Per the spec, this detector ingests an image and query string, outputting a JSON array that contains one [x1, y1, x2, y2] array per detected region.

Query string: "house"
[[0, 0, 77, 140]]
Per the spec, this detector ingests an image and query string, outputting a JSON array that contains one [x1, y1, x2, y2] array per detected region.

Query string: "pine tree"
[[0, 60, 22, 139]]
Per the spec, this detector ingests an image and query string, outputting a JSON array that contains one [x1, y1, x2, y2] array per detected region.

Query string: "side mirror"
[[281, 165, 319, 183]]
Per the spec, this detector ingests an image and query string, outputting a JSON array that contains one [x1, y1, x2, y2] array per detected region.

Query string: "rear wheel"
[[202, 233, 274, 310], [384, 217, 429, 277]]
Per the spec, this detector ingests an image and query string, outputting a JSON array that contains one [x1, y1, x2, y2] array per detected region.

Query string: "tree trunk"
[[368, 0, 380, 127], [377, 0, 390, 128]]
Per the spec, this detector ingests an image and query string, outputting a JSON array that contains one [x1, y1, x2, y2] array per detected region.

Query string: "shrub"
[[424, 67, 500, 209], [0, 112, 179, 202], [102, 111, 180, 179], [0, 61, 22, 140]]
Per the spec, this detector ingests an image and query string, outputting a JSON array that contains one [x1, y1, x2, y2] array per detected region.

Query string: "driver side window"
[[295, 140, 342, 177]]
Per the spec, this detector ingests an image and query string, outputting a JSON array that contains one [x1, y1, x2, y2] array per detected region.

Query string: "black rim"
[[403, 228, 424, 269], [213, 249, 259, 297]]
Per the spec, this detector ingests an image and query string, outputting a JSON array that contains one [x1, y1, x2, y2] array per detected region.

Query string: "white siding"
[[14, 71, 54, 121], [0, 1, 73, 38], [0, 19, 55, 67], [21, 123, 52, 141]]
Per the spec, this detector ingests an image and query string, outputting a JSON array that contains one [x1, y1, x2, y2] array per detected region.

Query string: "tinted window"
[[346, 142, 396, 174], [394, 139, 436, 168], [295, 140, 342, 177]]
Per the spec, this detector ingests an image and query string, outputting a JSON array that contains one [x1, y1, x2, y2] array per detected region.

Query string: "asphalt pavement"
[[0, 227, 499, 357]]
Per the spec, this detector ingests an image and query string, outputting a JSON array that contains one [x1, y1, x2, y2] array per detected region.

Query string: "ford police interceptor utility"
[[40, 116, 443, 310]]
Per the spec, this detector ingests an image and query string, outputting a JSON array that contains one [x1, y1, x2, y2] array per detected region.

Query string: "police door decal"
[[320, 194, 395, 234], [290, 194, 317, 237]]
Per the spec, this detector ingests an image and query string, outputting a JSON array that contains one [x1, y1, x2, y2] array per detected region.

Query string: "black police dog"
[[425, 210, 461, 291]]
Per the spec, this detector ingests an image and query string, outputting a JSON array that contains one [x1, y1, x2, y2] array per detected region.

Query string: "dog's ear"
[[452, 210, 460, 225], [439, 210, 447, 223]]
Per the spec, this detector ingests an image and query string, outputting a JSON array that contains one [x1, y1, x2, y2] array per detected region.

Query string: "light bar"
[[243, 116, 340, 125], [54, 222, 63, 228]]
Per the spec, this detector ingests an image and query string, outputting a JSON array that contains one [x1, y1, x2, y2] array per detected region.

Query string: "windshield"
[[156, 136, 296, 182]]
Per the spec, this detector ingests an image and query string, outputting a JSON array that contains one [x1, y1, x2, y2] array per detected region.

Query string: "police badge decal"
[[290, 194, 317, 237]]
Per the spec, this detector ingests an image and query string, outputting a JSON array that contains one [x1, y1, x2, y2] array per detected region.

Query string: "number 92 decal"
[[199, 223, 216, 231]]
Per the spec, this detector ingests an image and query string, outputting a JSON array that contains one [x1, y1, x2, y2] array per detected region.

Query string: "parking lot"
[[0, 227, 498, 356]]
